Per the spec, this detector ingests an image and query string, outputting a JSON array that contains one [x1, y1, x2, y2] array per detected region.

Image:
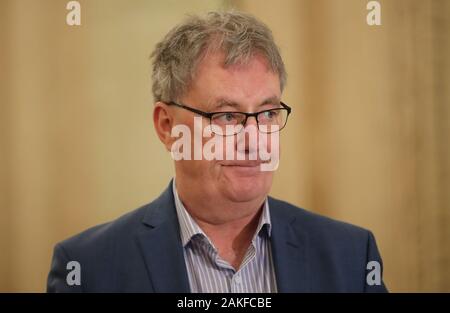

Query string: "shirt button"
[[234, 275, 242, 284]]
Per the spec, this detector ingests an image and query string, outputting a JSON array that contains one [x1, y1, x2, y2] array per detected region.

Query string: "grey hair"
[[150, 11, 287, 102]]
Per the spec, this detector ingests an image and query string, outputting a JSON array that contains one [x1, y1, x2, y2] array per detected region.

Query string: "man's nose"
[[243, 115, 258, 128], [239, 116, 260, 156]]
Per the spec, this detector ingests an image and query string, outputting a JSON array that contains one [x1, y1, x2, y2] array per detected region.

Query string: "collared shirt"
[[172, 180, 278, 293]]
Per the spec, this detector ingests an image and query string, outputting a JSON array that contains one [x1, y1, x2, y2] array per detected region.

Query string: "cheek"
[[177, 160, 214, 182]]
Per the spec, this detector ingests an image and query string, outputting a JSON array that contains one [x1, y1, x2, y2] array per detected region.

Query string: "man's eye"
[[224, 113, 235, 121], [263, 110, 278, 119], [215, 113, 238, 123]]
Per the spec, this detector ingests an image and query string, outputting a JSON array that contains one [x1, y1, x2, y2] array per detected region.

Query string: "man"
[[47, 11, 387, 292]]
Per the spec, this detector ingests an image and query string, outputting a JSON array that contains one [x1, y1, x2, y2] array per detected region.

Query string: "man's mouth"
[[220, 160, 270, 167]]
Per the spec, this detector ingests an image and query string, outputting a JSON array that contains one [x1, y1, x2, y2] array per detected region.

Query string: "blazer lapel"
[[269, 197, 311, 292], [136, 181, 190, 293]]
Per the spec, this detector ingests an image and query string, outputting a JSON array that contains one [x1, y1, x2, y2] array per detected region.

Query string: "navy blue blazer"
[[47, 180, 387, 292]]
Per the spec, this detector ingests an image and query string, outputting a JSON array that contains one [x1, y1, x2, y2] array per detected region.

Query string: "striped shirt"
[[172, 180, 278, 293]]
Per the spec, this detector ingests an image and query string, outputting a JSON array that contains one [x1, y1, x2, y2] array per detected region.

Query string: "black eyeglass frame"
[[165, 101, 292, 135]]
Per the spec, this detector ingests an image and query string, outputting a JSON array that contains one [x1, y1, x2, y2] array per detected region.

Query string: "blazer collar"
[[136, 180, 191, 292], [268, 197, 311, 292]]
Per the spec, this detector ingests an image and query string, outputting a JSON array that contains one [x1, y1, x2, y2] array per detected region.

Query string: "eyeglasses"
[[165, 101, 292, 136]]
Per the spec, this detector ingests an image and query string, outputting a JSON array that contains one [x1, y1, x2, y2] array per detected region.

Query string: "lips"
[[220, 160, 269, 167]]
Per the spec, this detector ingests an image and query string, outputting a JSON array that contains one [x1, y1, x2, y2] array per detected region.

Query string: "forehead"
[[185, 52, 281, 109]]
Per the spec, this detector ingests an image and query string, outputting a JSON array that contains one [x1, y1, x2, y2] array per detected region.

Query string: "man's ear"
[[153, 102, 174, 151]]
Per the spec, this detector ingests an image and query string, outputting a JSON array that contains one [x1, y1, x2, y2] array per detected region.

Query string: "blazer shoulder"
[[268, 196, 371, 240], [268, 197, 387, 292], [53, 182, 174, 264], [55, 201, 152, 257]]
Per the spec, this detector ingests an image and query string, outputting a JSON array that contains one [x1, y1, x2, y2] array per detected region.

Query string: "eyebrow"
[[210, 96, 280, 111]]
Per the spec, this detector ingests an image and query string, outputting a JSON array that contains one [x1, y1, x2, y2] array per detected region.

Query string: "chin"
[[220, 169, 272, 202]]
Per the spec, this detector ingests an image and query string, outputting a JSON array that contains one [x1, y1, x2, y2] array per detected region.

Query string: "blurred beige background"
[[0, 0, 449, 292]]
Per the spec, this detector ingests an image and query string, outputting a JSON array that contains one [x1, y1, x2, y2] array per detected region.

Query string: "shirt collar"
[[172, 179, 272, 248]]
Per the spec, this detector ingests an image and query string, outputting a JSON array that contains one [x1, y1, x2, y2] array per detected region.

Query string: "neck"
[[174, 178, 266, 269]]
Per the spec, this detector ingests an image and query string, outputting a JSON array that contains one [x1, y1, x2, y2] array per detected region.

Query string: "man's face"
[[172, 52, 281, 205]]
